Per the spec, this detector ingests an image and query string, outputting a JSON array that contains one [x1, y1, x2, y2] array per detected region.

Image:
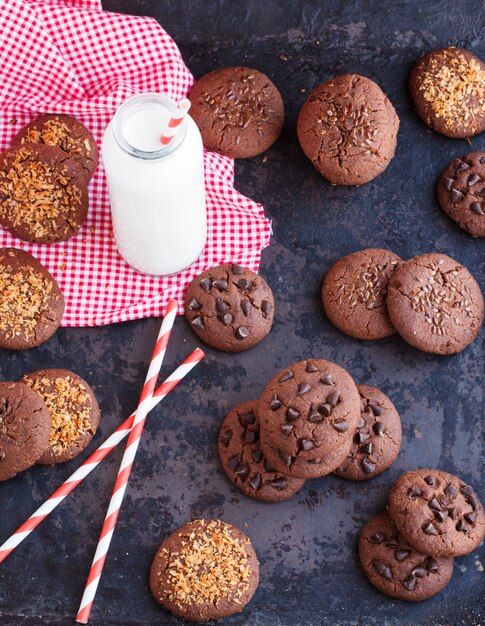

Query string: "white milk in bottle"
[[102, 93, 206, 275]]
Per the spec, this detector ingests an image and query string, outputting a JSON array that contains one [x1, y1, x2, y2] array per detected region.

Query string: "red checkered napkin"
[[0, 0, 271, 325]]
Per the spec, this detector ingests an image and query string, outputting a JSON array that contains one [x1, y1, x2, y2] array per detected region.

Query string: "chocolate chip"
[[444, 484, 457, 498], [412, 565, 427, 578], [232, 264, 244, 275], [244, 430, 258, 444], [248, 473, 261, 490], [191, 316, 204, 330], [468, 173, 481, 186], [372, 559, 392, 581], [424, 475, 438, 487], [373, 421, 385, 436], [359, 442, 373, 455], [434, 509, 448, 523], [235, 326, 249, 340], [200, 278, 212, 292], [239, 411, 256, 425], [327, 391, 340, 406], [308, 410, 323, 423], [425, 556, 438, 572], [357, 416, 366, 428], [395, 549, 411, 562], [428, 497, 442, 512], [235, 462, 249, 480], [456, 519, 468, 533], [370, 531, 386, 544], [407, 485, 423, 500], [241, 300, 250, 315], [270, 395, 281, 410], [279, 370, 294, 383], [448, 507, 456, 519], [298, 383, 311, 395], [444, 176, 454, 191], [386, 532, 399, 548], [237, 277, 252, 290], [306, 363, 319, 373], [299, 439, 315, 451], [369, 403, 383, 416], [332, 419, 348, 433], [213, 279, 228, 291], [451, 188, 464, 202], [265, 460, 277, 472], [216, 298, 229, 313], [279, 451, 292, 467], [220, 430, 232, 447], [355, 431, 370, 444], [456, 161, 470, 174], [402, 576, 416, 591], [270, 477, 287, 490], [286, 407, 299, 421], [422, 522, 439, 535], [321, 374, 334, 385], [261, 300, 272, 317], [470, 202, 485, 215], [465, 511, 477, 524], [361, 459, 376, 474], [281, 423, 294, 438], [251, 449, 263, 463], [222, 313, 233, 325], [188, 297, 201, 310], [228, 455, 239, 470], [319, 403, 332, 417]]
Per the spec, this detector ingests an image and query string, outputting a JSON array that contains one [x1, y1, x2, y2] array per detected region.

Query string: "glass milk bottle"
[[102, 93, 206, 275]]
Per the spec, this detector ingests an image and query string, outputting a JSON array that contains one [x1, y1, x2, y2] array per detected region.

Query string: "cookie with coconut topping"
[[0, 248, 64, 350], [189, 66, 284, 158], [386, 253, 484, 354], [149, 519, 259, 621], [23, 369, 100, 465], [13, 114, 98, 182], [0, 143, 89, 244], [409, 47, 485, 138], [322, 248, 402, 340]]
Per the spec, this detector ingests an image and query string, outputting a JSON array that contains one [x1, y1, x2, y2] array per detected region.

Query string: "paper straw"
[[76, 300, 179, 623], [0, 348, 204, 564], [160, 98, 191, 146]]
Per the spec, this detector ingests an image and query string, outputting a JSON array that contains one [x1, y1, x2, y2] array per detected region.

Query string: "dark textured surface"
[[1, 1, 485, 624]]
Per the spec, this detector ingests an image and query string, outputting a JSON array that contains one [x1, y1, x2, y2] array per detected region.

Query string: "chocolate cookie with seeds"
[[437, 151, 485, 238], [0, 143, 89, 244], [189, 67, 284, 158], [0, 248, 64, 350], [218, 400, 305, 502], [184, 263, 274, 352], [297, 74, 399, 186], [23, 369, 100, 465], [334, 384, 402, 481], [386, 253, 484, 354], [359, 512, 454, 601], [149, 519, 259, 622], [322, 249, 402, 340], [258, 359, 360, 479], [13, 114, 98, 183], [0, 381, 50, 481], [409, 47, 485, 138], [388, 469, 485, 558]]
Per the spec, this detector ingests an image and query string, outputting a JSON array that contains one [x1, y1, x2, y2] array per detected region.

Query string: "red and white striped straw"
[[76, 299, 178, 623], [160, 97, 191, 145], [0, 348, 204, 564]]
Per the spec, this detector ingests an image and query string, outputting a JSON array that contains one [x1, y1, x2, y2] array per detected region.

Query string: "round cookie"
[[386, 253, 484, 354], [322, 249, 402, 340], [149, 519, 259, 622], [189, 66, 284, 158], [409, 47, 485, 138], [23, 369, 100, 465], [0, 248, 65, 350], [12, 114, 98, 182], [297, 74, 399, 186], [0, 381, 50, 481], [0, 143, 89, 244], [388, 469, 485, 557], [359, 512, 454, 601], [184, 263, 274, 352], [334, 384, 402, 481], [218, 400, 305, 502], [437, 151, 485, 238], [258, 359, 360, 479]]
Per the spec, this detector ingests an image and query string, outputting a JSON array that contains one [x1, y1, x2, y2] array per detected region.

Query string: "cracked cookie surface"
[[184, 263, 274, 352], [297, 74, 399, 186], [359, 511, 454, 601], [322, 248, 402, 340], [189, 66, 284, 158], [386, 253, 484, 354]]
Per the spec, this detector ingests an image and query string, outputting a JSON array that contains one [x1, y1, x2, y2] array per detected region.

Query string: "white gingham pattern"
[[0, 0, 271, 325]]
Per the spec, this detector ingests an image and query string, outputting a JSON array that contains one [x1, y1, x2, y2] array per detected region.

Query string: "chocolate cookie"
[[218, 400, 305, 502], [322, 249, 402, 340], [23, 369, 100, 465], [13, 114, 98, 182], [359, 512, 454, 601], [334, 384, 402, 481], [437, 151, 485, 238], [0, 248, 65, 350], [149, 519, 259, 622], [409, 47, 485, 138], [388, 469, 485, 557], [258, 359, 360, 479], [0, 381, 50, 481], [184, 263, 274, 352], [297, 74, 399, 186], [189, 67, 284, 159], [386, 253, 484, 354], [0, 144, 89, 244]]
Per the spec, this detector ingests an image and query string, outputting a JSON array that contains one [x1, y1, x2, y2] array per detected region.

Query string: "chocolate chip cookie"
[[334, 384, 402, 481], [0, 248, 65, 350], [258, 359, 360, 479], [0, 144, 89, 243], [297, 74, 399, 186], [386, 253, 484, 354], [149, 519, 259, 621], [189, 67, 284, 158], [13, 114, 98, 182], [409, 47, 485, 138], [0, 381, 50, 481], [322, 249, 402, 340], [359, 511, 454, 601], [184, 263, 274, 352], [388, 469, 485, 557], [437, 151, 485, 237], [23, 369, 100, 465], [218, 400, 305, 502]]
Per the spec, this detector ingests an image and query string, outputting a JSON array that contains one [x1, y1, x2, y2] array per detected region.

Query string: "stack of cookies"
[[360, 469, 485, 601]]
